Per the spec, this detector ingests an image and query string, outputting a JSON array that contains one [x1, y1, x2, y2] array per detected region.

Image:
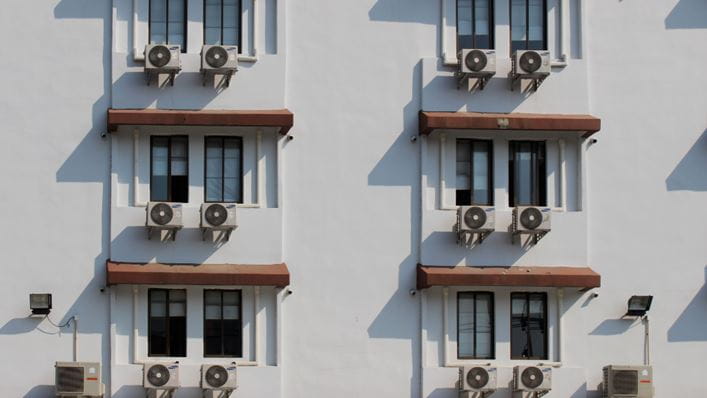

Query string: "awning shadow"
[[667, 265, 707, 342], [665, 129, 707, 191], [665, 0, 707, 29]]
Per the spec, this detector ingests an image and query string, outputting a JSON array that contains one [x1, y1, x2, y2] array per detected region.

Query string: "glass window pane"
[[472, 141, 490, 205], [223, 178, 240, 203], [205, 291, 221, 305], [528, 0, 544, 46], [152, 139, 169, 176], [223, 0, 240, 45], [206, 178, 224, 202], [457, 0, 473, 49], [511, 0, 527, 51], [456, 140, 471, 190], [223, 291, 239, 305], [170, 289, 186, 302], [206, 158, 223, 178], [223, 305, 239, 320], [458, 294, 475, 358], [150, 0, 167, 44], [474, 0, 489, 37], [205, 305, 222, 320], [151, 302, 167, 317], [515, 143, 533, 205], [169, 302, 186, 317]]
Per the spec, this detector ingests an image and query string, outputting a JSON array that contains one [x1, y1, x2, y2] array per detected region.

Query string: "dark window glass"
[[204, 290, 242, 357], [149, 289, 187, 357], [151, 136, 189, 203], [150, 0, 187, 52], [510, 292, 547, 359], [509, 141, 546, 207], [510, 0, 546, 52], [457, 292, 494, 359], [456, 139, 493, 206], [205, 137, 243, 203], [204, 0, 242, 49], [457, 0, 494, 50]]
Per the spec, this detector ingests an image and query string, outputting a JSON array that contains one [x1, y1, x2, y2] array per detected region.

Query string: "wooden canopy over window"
[[107, 109, 294, 135], [419, 111, 601, 138], [106, 260, 290, 287], [417, 265, 600, 290]]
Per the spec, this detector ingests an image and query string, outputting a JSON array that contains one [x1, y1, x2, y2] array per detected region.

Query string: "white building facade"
[[0, 0, 705, 397]]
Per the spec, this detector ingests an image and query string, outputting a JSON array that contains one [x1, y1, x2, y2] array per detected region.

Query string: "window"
[[508, 141, 546, 207], [151, 136, 189, 203], [205, 137, 243, 203], [148, 289, 187, 357], [510, 292, 547, 359], [456, 139, 493, 206], [457, 0, 494, 50], [204, 290, 243, 357], [510, 0, 546, 52], [204, 0, 242, 48], [457, 292, 494, 359], [150, 0, 187, 52]]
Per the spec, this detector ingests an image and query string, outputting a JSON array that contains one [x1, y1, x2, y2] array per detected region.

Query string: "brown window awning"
[[107, 108, 294, 135], [419, 111, 601, 138], [417, 265, 600, 290], [106, 260, 290, 287]]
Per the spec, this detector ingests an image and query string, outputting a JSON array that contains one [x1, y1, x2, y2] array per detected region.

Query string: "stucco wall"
[[0, 0, 705, 397]]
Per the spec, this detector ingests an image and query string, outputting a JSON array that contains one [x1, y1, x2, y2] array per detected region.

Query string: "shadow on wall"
[[667, 266, 707, 342], [23, 386, 55, 398], [665, 0, 707, 29], [589, 318, 641, 336], [366, 61, 422, 397], [368, 0, 437, 25], [665, 129, 707, 191]]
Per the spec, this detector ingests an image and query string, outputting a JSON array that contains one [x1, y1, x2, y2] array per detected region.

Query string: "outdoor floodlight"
[[30, 293, 52, 315], [626, 295, 653, 317]]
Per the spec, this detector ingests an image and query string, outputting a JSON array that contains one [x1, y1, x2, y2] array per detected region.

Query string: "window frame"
[[148, 288, 187, 358], [148, 0, 188, 53], [203, 0, 243, 50], [510, 292, 548, 360], [203, 136, 244, 204], [455, 138, 494, 206], [457, 291, 495, 360], [203, 289, 243, 358], [456, 0, 495, 50], [509, 0, 548, 52], [150, 135, 190, 203], [508, 140, 547, 207]]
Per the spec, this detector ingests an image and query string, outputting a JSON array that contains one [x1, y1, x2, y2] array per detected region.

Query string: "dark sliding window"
[[205, 137, 243, 203], [457, 292, 494, 359], [149, 0, 187, 52], [510, 292, 547, 360], [457, 0, 494, 49], [510, 0, 547, 52], [148, 289, 187, 357], [204, 290, 243, 357], [204, 0, 242, 49], [151, 136, 189, 203], [508, 141, 546, 207], [456, 139, 493, 206]]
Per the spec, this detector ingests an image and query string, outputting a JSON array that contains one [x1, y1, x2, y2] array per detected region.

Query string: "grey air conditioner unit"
[[146, 202, 183, 241], [201, 45, 239, 87], [510, 50, 550, 91], [511, 206, 551, 244], [55, 362, 104, 397], [459, 366, 497, 394], [456, 206, 495, 246], [513, 365, 552, 393], [603, 365, 653, 398], [144, 362, 180, 396], [200, 203, 237, 241], [144, 44, 181, 86], [456, 49, 496, 90], [201, 364, 238, 395]]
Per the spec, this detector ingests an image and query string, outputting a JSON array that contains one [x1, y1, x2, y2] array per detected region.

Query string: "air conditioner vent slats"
[[56, 366, 84, 393]]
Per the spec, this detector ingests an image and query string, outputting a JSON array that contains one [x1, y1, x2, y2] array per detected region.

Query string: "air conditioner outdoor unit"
[[200, 203, 238, 241], [201, 364, 238, 395], [513, 365, 552, 393], [456, 49, 496, 90], [144, 362, 180, 396], [146, 202, 183, 240], [55, 362, 104, 397], [144, 44, 181, 86], [510, 50, 550, 91], [456, 206, 495, 245], [201, 45, 239, 87], [511, 206, 551, 244], [459, 366, 497, 395], [602, 365, 653, 398]]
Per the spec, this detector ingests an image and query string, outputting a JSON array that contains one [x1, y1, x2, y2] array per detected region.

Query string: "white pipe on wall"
[[238, 0, 259, 62], [556, 288, 564, 363], [440, 0, 458, 66], [253, 286, 261, 366], [419, 290, 427, 396], [559, 139, 567, 211], [73, 317, 79, 362], [133, 0, 144, 61], [438, 134, 457, 211], [132, 285, 143, 365], [133, 129, 147, 207]]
